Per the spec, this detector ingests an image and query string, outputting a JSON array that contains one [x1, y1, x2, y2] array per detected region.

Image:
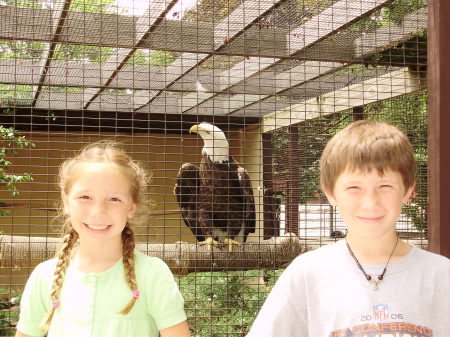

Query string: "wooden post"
[[286, 124, 300, 235], [353, 106, 365, 121], [262, 132, 280, 239], [427, 0, 450, 258]]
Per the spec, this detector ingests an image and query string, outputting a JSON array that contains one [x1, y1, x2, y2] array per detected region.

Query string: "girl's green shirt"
[[17, 250, 187, 337]]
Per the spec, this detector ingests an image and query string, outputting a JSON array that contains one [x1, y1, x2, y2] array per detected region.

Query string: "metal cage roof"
[[0, 0, 427, 129]]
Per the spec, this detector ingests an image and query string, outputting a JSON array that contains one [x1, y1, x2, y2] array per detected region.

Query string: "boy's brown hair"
[[320, 120, 415, 194]]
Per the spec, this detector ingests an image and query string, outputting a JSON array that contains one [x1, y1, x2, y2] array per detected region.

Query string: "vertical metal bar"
[[428, 0, 450, 258]]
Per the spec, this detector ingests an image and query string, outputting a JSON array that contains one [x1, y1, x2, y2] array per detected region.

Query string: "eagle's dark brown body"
[[175, 155, 256, 243]]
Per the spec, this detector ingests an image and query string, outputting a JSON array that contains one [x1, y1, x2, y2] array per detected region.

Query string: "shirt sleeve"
[[145, 258, 187, 331], [247, 257, 308, 337], [16, 262, 52, 337]]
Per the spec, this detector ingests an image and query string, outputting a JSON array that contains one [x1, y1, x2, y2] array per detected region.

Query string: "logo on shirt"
[[373, 304, 389, 321], [329, 322, 433, 337]]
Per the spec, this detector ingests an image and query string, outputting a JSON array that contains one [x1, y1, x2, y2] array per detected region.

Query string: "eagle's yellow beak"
[[189, 125, 201, 134]]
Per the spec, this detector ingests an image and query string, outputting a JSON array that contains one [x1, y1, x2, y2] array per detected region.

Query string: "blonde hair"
[[320, 120, 415, 194], [40, 141, 150, 331]]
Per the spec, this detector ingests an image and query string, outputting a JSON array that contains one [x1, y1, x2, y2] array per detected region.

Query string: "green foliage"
[[3, 0, 123, 13], [180, 270, 282, 336], [0, 85, 33, 107], [0, 125, 35, 216], [0, 41, 44, 60], [349, 0, 427, 32], [2, 0, 41, 8], [383, 0, 427, 26], [183, 0, 242, 23], [69, 0, 123, 14], [53, 45, 114, 64], [0, 287, 21, 336], [0, 0, 122, 65], [272, 112, 352, 203], [128, 50, 175, 67]]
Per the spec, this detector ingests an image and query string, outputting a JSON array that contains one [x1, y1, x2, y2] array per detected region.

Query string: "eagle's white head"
[[190, 122, 229, 163]]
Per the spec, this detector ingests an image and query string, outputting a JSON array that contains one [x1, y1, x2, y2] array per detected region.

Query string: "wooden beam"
[[0, 234, 304, 274], [427, 0, 450, 258], [288, 0, 393, 55], [221, 61, 343, 114], [31, 0, 72, 107], [355, 8, 427, 59], [0, 6, 288, 56], [0, 6, 134, 47], [81, 0, 179, 109], [262, 68, 425, 132], [171, 57, 279, 112], [177, 0, 398, 116], [134, 0, 287, 112], [0, 108, 258, 134], [0, 1, 427, 115]]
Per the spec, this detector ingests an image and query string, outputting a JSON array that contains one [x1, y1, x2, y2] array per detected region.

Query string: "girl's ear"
[[61, 192, 69, 214], [403, 182, 416, 204], [323, 187, 337, 207], [128, 203, 137, 219]]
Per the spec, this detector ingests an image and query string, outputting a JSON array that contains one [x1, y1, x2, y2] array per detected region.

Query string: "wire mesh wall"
[[0, 0, 428, 335]]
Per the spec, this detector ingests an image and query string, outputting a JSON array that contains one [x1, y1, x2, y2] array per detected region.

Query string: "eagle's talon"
[[223, 238, 241, 252], [198, 237, 219, 250]]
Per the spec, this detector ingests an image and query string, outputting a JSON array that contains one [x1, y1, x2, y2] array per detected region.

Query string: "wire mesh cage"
[[0, 0, 428, 335]]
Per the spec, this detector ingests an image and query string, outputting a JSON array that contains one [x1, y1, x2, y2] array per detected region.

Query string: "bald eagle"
[[174, 122, 256, 251]]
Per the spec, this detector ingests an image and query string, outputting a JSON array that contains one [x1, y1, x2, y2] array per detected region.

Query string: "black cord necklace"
[[345, 236, 399, 290]]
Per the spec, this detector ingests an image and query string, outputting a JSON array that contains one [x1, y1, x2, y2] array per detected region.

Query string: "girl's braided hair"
[[40, 141, 150, 332]]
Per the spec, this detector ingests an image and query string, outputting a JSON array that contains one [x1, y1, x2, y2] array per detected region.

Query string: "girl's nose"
[[92, 199, 107, 214]]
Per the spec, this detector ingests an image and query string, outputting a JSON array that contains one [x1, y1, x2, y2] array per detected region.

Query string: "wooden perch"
[[0, 234, 306, 275]]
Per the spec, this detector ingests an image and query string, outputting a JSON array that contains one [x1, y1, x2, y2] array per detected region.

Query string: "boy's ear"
[[322, 187, 337, 207], [403, 182, 416, 204]]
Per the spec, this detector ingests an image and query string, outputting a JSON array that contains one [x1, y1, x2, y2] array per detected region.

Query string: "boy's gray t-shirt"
[[247, 240, 450, 337]]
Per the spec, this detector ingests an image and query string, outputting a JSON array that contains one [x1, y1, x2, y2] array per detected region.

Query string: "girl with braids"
[[16, 142, 191, 337]]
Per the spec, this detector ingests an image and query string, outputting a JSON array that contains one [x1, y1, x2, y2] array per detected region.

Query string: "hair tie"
[[132, 290, 140, 299], [52, 300, 60, 309]]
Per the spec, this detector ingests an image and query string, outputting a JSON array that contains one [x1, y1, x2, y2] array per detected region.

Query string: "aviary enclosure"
[[0, 0, 436, 335]]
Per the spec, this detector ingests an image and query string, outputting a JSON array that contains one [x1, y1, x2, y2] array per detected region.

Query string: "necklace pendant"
[[372, 280, 379, 290]]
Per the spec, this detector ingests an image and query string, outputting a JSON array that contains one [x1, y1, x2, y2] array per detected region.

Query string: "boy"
[[247, 120, 450, 336]]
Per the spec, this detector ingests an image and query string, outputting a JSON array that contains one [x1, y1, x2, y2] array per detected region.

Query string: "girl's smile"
[[84, 223, 111, 231], [62, 163, 136, 248]]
